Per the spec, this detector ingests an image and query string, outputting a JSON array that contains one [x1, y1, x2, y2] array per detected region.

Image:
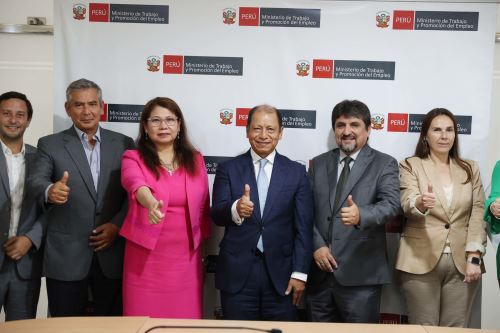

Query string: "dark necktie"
[[328, 156, 352, 244], [334, 156, 352, 210]]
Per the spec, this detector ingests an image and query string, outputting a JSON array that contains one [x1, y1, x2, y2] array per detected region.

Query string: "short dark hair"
[[246, 104, 282, 132], [0, 91, 33, 120], [66, 78, 103, 104], [331, 100, 371, 130]]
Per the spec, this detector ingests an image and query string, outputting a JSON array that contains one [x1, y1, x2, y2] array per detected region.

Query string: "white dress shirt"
[[1, 140, 25, 237]]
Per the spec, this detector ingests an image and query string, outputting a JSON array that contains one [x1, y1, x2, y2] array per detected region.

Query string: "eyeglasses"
[[148, 117, 178, 127]]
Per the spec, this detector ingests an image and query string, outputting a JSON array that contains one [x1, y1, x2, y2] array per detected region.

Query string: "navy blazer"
[[211, 150, 313, 296]]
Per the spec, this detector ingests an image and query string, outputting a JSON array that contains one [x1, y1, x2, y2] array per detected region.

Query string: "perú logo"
[[147, 56, 161, 72], [73, 4, 86, 20], [223, 8, 237, 25], [219, 109, 233, 125], [296, 60, 310, 77], [376, 11, 390, 28]]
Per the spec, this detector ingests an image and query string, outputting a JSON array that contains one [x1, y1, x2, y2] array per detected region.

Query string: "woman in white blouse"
[[396, 108, 486, 327]]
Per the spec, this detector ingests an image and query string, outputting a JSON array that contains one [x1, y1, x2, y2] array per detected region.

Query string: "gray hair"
[[65, 78, 103, 104]]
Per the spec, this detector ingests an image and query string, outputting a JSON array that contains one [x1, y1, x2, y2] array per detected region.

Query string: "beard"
[[338, 135, 357, 154]]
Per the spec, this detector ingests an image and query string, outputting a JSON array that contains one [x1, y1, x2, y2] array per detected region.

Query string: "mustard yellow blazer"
[[396, 157, 486, 275]]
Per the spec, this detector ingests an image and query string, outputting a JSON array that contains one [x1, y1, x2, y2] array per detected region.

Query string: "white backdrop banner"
[[54, 0, 497, 325]]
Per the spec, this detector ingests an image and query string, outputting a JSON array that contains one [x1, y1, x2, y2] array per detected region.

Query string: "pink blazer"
[[119, 149, 211, 250]]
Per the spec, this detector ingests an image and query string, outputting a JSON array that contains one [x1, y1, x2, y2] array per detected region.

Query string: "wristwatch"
[[467, 257, 481, 266]]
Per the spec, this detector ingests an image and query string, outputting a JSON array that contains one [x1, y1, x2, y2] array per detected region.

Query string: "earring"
[[177, 132, 180, 140], [145, 132, 149, 140]]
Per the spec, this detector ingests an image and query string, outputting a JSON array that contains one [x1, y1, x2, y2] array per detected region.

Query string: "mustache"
[[341, 134, 356, 140]]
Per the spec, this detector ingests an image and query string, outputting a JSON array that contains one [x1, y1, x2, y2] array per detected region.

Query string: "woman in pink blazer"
[[120, 97, 211, 318]]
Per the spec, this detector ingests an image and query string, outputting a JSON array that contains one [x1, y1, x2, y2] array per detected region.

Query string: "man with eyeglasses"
[[0, 91, 44, 320], [29, 78, 134, 317]]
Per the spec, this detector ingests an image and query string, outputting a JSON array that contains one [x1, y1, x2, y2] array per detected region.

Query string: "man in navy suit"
[[211, 104, 313, 321]]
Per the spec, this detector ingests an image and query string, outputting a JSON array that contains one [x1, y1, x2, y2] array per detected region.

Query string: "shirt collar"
[[74, 125, 101, 143], [251, 149, 276, 165], [0, 139, 25, 156], [339, 148, 361, 163]]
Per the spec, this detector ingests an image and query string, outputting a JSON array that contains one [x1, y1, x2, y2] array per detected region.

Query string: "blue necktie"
[[256, 159, 268, 252]]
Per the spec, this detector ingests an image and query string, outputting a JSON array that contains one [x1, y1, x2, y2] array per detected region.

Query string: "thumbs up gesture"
[[148, 199, 165, 224], [416, 183, 436, 213], [236, 184, 254, 218], [341, 195, 360, 226], [48, 171, 70, 205]]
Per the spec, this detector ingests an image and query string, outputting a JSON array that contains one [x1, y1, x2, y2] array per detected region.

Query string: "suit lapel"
[[237, 151, 260, 221], [335, 145, 373, 213], [97, 129, 114, 203], [64, 128, 97, 202], [448, 158, 465, 219], [0, 150, 10, 198], [327, 150, 340, 213], [262, 152, 289, 221], [421, 158, 451, 221], [18, 146, 36, 229]]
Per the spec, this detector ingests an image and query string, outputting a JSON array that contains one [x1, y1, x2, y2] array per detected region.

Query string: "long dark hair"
[[137, 97, 197, 179], [402, 108, 472, 184]]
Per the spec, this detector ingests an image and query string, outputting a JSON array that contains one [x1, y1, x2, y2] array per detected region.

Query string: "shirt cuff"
[[410, 195, 430, 216], [231, 200, 243, 226], [466, 242, 486, 256], [44, 184, 53, 203], [291, 272, 307, 282]]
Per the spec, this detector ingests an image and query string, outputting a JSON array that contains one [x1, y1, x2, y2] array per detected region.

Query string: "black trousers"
[[47, 256, 122, 317]]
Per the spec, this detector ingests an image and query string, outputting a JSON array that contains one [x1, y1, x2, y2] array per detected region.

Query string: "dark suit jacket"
[[29, 127, 134, 281], [211, 150, 313, 296], [0, 144, 44, 279], [307, 145, 400, 290]]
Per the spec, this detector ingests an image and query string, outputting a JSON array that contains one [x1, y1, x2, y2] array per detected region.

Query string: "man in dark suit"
[[306, 100, 400, 323], [0, 91, 44, 320], [211, 104, 313, 321], [30, 79, 134, 317]]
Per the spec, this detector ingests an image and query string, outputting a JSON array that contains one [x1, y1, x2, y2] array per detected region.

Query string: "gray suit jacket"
[[0, 144, 44, 279], [307, 144, 400, 289], [29, 127, 134, 281]]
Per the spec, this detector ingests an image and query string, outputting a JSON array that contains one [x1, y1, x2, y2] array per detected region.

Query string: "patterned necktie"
[[256, 158, 268, 252]]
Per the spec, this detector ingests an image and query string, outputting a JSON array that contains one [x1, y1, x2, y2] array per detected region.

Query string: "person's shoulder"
[[311, 149, 337, 164], [38, 129, 67, 145], [25, 143, 37, 154], [101, 128, 133, 141], [368, 146, 396, 162], [276, 152, 306, 170], [123, 149, 139, 159]]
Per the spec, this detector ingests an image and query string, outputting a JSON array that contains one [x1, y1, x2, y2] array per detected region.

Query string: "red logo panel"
[[89, 3, 109, 22], [239, 7, 259, 26], [393, 10, 415, 30], [163, 55, 184, 74], [236, 108, 251, 126], [312, 59, 333, 79], [100, 103, 108, 122], [387, 113, 408, 132]]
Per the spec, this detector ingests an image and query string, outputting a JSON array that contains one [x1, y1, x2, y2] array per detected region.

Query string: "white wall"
[[0, 0, 499, 328]]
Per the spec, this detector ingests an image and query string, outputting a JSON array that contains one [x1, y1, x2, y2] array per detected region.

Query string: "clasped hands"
[[490, 198, 500, 219]]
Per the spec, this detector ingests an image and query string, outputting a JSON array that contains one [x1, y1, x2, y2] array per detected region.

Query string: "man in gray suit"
[[30, 79, 134, 317], [0, 91, 44, 320], [306, 100, 400, 323]]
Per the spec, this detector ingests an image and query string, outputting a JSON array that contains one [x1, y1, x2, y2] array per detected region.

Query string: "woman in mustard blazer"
[[120, 97, 211, 318], [396, 108, 486, 327], [484, 160, 500, 286]]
